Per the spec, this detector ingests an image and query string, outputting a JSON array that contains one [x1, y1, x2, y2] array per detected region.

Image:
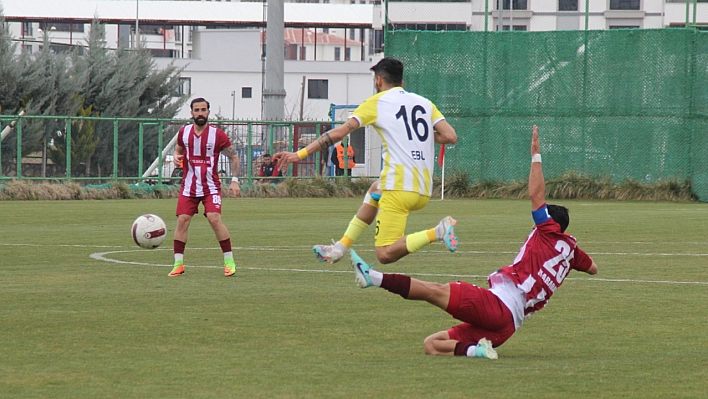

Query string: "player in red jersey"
[[349, 125, 598, 359], [168, 98, 241, 277]]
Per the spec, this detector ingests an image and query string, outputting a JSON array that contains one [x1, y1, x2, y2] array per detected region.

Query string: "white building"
[[3, 0, 708, 176], [153, 28, 374, 121]]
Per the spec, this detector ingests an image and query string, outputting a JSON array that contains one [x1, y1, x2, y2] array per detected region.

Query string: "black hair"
[[262, 153, 271, 158], [547, 204, 570, 233], [370, 57, 404, 86], [190, 98, 210, 110]]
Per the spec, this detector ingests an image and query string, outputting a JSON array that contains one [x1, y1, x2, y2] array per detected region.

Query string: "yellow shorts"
[[375, 190, 430, 247]]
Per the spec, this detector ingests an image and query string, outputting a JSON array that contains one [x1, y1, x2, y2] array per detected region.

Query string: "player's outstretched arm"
[[273, 118, 361, 172], [529, 125, 545, 210]]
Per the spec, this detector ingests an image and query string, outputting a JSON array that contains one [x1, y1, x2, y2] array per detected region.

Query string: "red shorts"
[[445, 281, 515, 348], [176, 193, 222, 216]]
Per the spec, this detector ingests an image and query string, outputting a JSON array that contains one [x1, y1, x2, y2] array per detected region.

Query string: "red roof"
[[261, 28, 362, 46]]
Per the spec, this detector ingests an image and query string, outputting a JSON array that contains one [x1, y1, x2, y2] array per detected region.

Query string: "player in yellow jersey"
[[274, 57, 458, 265]]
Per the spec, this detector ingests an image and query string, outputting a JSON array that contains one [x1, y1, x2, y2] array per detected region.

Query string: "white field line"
[[5, 243, 708, 257], [2, 244, 706, 285], [85, 248, 708, 286]]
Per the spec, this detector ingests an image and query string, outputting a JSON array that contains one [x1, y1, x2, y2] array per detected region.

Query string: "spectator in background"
[[258, 153, 281, 183], [331, 141, 356, 177]]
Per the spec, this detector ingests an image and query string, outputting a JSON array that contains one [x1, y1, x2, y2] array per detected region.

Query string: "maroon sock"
[[380, 274, 411, 299], [454, 342, 474, 357], [219, 238, 232, 253], [174, 240, 186, 254]]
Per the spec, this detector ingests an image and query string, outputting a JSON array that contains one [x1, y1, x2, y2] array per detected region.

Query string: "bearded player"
[[168, 98, 241, 277]]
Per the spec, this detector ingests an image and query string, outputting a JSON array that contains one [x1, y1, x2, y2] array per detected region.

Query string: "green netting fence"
[[386, 28, 708, 202]]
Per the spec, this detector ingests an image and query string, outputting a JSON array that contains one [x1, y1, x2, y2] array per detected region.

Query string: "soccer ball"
[[131, 214, 167, 249]]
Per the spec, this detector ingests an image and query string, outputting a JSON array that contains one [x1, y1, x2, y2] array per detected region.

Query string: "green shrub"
[[0, 174, 698, 201]]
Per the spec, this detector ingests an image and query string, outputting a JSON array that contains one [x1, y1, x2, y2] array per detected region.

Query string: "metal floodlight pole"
[[135, 0, 140, 48], [231, 90, 236, 121], [263, 0, 285, 123], [497, 0, 503, 32]]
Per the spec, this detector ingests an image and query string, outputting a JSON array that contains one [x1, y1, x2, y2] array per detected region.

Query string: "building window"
[[39, 22, 84, 32], [334, 47, 341, 61], [22, 22, 33, 36], [149, 49, 177, 58], [177, 77, 191, 97], [345, 47, 351, 61], [242, 87, 252, 98], [323, 27, 330, 34], [502, 0, 528, 10], [371, 29, 383, 54], [559, 0, 578, 11], [23, 44, 33, 53], [139, 24, 173, 35], [502, 25, 528, 31], [610, 0, 640, 10], [349, 28, 356, 40], [609, 25, 640, 29], [308, 79, 328, 99]]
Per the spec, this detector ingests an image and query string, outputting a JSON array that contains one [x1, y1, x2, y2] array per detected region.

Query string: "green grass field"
[[1, 197, 707, 398]]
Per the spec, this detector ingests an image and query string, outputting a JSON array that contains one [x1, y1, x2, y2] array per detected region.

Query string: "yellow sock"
[[340, 217, 369, 249], [406, 229, 436, 253]]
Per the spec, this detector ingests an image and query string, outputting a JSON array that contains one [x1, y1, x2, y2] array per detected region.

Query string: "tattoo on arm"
[[223, 146, 236, 157], [317, 132, 335, 152], [344, 121, 358, 133], [223, 146, 240, 176]]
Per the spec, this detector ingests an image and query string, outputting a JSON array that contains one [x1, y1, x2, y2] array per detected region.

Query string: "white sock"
[[334, 242, 348, 254], [368, 269, 383, 287], [174, 253, 184, 262], [223, 251, 233, 259], [465, 345, 477, 357], [435, 220, 445, 241]]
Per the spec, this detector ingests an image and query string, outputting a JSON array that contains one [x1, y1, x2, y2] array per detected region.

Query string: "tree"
[[0, 7, 32, 174], [48, 102, 99, 176], [73, 20, 187, 178], [0, 16, 187, 178], [22, 32, 81, 161]]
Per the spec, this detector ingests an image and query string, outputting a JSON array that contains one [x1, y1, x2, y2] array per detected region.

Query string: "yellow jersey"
[[351, 87, 444, 196]]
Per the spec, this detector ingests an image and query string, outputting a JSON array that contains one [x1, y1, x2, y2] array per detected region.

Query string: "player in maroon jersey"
[[350, 125, 598, 359], [168, 98, 241, 277]]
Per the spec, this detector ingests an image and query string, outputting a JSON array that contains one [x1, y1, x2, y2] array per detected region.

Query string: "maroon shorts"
[[176, 193, 222, 216], [445, 281, 515, 348]]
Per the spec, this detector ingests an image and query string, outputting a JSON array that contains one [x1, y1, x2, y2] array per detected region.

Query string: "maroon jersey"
[[495, 204, 593, 320], [177, 124, 232, 197]]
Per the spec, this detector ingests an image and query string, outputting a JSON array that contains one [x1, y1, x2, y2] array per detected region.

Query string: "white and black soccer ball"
[[131, 214, 167, 249]]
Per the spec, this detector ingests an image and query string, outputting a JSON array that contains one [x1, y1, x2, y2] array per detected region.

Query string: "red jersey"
[[493, 205, 593, 323], [177, 123, 232, 197]]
